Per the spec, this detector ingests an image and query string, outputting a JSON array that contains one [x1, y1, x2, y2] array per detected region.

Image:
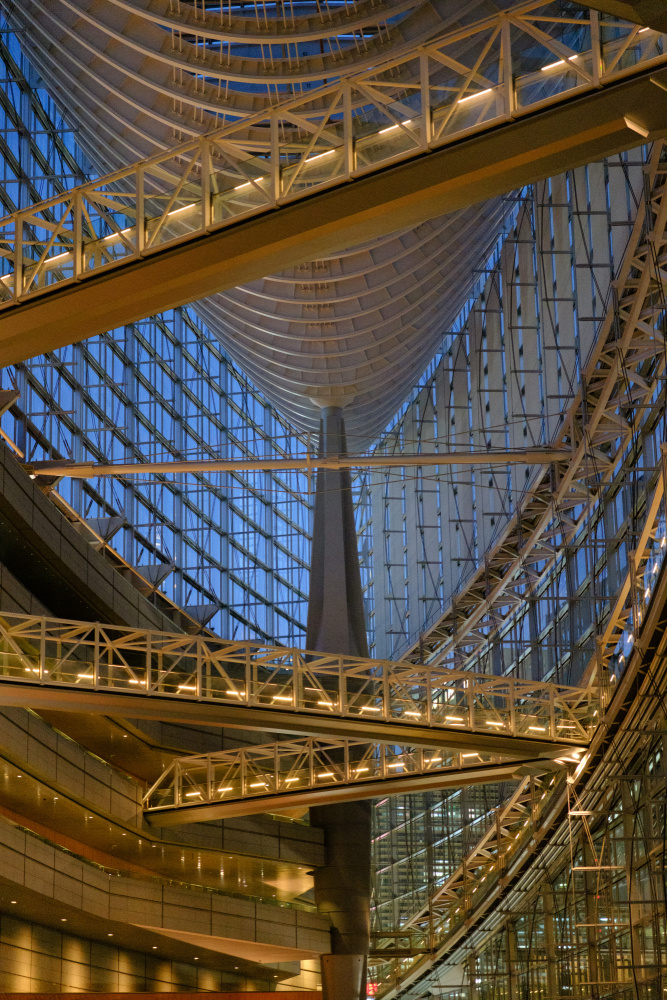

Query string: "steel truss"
[[371, 447, 667, 997], [369, 140, 667, 995], [0, 25, 313, 649], [142, 737, 555, 825], [0, 3, 665, 330], [0, 611, 595, 752], [406, 138, 667, 678]]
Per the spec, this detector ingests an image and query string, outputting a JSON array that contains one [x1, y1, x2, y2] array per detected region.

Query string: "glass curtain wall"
[[0, 23, 311, 646]]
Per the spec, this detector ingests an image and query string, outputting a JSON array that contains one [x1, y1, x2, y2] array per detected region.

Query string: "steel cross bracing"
[[407, 569, 667, 1000], [141, 737, 558, 824], [0, 4, 666, 366], [370, 457, 667, 997], [405, 138, 667, 676], [0, 612, 596, 752]]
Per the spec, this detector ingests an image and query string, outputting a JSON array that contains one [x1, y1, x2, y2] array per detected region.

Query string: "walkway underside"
[[0, 5, 666, 367], [142, 737, 566, 825]]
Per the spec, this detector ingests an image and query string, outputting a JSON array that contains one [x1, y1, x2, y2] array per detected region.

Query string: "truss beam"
[[143, 738, 557, 825], [582, 1, 667, 33], [406, 140, 667, 677], [0, 612, 596, 754], [0, 6, 666, 367]]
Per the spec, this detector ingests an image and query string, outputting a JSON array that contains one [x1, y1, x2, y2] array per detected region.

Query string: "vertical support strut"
[[307, 405, 371, 1000]]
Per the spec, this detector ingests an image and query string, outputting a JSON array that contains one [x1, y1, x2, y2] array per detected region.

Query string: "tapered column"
[[307, 405, 371, 1000], [306, 406, 368, 658]]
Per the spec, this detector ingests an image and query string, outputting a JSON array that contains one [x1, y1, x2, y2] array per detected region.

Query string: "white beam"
[[26, 449, 571, 479]]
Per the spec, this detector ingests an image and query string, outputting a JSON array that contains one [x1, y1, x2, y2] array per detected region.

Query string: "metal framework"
[[142, 737, 558, 824], [0, 611, 595, 752], [0, 24, 314, 648], [381, 553, 667, 1000], [25, 447, 571, 480], [399, 137, 667, 675], [0, 3, 665, 363], [369, 374, 667, 996]]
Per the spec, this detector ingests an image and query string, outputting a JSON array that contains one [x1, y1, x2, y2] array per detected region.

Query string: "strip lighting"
[[457, 88, 492, 103]]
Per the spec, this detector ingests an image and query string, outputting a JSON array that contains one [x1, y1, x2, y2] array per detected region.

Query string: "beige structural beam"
[[26, 449, 572, 479], [0, 14, 666, 368], [582, 1, 667, 32], [143, 736, 560, 825], [0, 612, 596, 756]]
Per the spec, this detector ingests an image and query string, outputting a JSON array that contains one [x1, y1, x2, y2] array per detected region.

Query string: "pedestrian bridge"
[[0, 2, 666, 366], [142, 737, 577, 824], [0, 613, 597, 756]]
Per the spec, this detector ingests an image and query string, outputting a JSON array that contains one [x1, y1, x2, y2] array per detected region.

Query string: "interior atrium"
[[0, 0, 666, 997]]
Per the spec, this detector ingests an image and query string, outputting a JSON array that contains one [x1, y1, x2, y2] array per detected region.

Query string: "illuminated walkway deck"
[[0, 3, 666, 365], [0, 613, 596, 754], [142, 737, 575, 825]]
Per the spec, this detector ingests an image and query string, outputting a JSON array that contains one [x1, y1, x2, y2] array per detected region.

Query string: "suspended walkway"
[[142, 736, 573, 824], [0, 3, 666, 366], [0, 613, 596, 755]]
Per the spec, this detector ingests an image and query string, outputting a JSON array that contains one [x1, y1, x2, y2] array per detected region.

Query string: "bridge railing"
[[0, 3, 664, 307], [0, 612, 597, 742], [143, 737, 517, 814]]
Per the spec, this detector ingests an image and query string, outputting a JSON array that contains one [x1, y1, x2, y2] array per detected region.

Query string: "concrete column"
[[307, 405, 371, 1000], [306, 406, 368, 658]]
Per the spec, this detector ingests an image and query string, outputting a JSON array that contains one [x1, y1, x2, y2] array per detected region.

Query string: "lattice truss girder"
[[142, 737, 555, 820], [0, 2, 666, 445], [2, 0, 665, 298], [369, 140, 667, 996], [371, 507, 667, 994], [0, 611, 596, 746], [416, 619, 667, 1000], [404, 141, 667, 683]]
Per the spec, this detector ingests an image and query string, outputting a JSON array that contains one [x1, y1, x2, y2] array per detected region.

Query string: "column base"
[[321, 953, 367, 1000]]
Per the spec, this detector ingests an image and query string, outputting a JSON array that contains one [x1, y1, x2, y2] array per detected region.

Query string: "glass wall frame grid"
[[0, 23, 312, 646]]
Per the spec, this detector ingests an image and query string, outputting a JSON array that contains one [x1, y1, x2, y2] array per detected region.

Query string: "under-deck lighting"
[[457, 89, 492, 103], [541, 56, 579, 72], [178, 684, 197, 691], [307, 149, 336, 161], [378, 119, 412, 134]]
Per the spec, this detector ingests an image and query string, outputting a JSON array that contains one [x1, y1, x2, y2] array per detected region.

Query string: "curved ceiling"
[[5, 0, 518, 444]]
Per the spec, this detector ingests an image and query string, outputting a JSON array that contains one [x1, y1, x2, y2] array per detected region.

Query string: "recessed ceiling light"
[[152, 946, 157, 950], [61, 918, 67, 922], [10, 901, 16, 904], [108, 933, 113, 937]]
